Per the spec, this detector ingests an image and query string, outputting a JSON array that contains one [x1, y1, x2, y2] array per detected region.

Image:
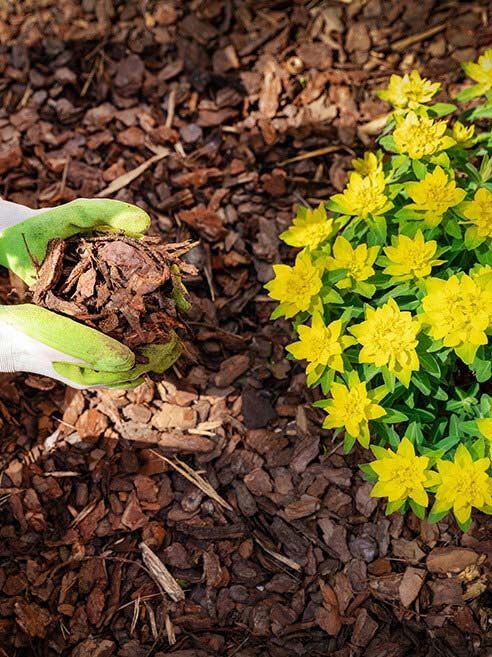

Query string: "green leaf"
[[405, 408, 438, 423], [409, 499, 426, 520], [412, 372, 432, 396], [429, 102, 457, 117], [381, 409, 409, 423], [379, 135, 397, 152], [343, 433, 357, 453], [359, 463, 378, 481], [373, 422, 399, 447], [353, 281, 376, 298], [390, 155, 411, 178], [456, 85, 483, 102], [366, 215, 387, 245], [470, 355, 492, 383], [470, 437, 486, 460], [371, 444, 389, 459], [418, 352, 441, 378], [443, 218, 462, 240], [469, 103, 492, 120], [434, 433, 461, 453], [457, 516, 472, 532], [320, 368, 336, 395], [411, 160, 428, 180], [405, 422, 424, 444], [322, 288, 345, 304], [428, 507, 449, 524], [381, 367, 396, 393], [434, 387, 449, 401], [464, 227, 485, 250], [394, 208, 422, 221], [385, 499, 405, 515]]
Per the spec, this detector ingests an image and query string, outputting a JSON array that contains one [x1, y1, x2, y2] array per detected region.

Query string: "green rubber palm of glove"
[[53, 341, 183, 389], [0, 304, 182, 388], [0, 198, 151, 285]]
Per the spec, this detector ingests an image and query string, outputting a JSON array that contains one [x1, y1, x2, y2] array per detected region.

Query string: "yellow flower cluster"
[[382, 231, 443, 281], [393, 112, 455, 160], [461, 188, 492, 244], [370, 440, 492, 524], [371, 438, 439, 508], [265, 250, 323, 319], [350, 299, 421, 387], [405, 166, 466, 228], [326, 236, 379, 288], [462, 48, 492, 96], [287, 314, 353, 380], [280, 203, 334, 250], [331, 171, 392, 220], [377, 70, 440, 111], [318, 371, 385, 448], [422, 273, 492, 364]]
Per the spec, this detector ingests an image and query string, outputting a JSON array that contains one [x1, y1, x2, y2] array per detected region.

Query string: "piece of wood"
[[96, 148, 170, 198]]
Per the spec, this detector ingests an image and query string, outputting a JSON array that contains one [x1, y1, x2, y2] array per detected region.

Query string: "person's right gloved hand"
[[0, 198, 182, 389]]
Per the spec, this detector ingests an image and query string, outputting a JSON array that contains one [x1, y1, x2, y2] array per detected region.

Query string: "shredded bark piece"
[[30, 234, 196, 349]]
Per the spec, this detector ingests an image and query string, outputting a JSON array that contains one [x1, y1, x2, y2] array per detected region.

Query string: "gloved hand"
[[0, 198, 181, 388]]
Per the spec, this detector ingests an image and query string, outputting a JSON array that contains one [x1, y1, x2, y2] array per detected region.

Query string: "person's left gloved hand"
[[0, 198, 181, 389]]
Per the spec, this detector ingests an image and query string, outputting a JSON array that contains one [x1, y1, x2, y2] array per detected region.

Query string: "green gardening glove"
[[0, 198, 181, 388]]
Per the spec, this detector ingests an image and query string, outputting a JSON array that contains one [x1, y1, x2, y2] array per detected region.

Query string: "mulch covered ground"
[[0, 1, 491, 656]]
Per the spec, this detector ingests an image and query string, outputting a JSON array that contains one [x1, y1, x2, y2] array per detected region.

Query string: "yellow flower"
[[477, 418, 492, 441], [370, 437, 439, 508], [406, 166, 466, 228], [422, 274, 492, 364], [352, 151, 383, 176], [377, 70, 440, 110], [280, 203, 334, 250], [266, 250, 323, 319], [382, 231, 443, 281], [326, 236, 379, 288], [452, 121, 475, 145], [287, 314, 353, 377], [461, 187, 492, 243], [470, 264, 492, 287], [463, 48, 492, 95], [318, 371, 385, 447], [349, 299, 421, 387], [433, 444, 492, 525], [393, 112, 456, 160], [331, 171, 393, 219]]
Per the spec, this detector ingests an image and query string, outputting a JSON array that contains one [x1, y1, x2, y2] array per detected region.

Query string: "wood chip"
[[140, 542, 185, 603]]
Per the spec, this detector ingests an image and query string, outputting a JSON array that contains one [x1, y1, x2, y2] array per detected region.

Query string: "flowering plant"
[[267, 52, 492, 531]]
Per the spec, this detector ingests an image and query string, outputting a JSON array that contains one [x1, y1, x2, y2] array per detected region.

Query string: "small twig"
[[254, 534, 302, 572], [165, 87, 176, 129], [150, 450, 232, 511], [17, 83, 32, 109], [59, 156, 70, 196], [81, 55, 100, 97], [96, 148, 170, 198], [278, 145, 348, 167], [390, 23, 447, 52], [326, 439, 344, 457]]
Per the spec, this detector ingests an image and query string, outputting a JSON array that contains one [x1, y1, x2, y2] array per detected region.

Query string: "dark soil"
[[0, 2, 490, 657]]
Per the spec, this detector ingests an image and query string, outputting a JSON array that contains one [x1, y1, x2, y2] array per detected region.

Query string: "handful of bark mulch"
[[29, 234, 197, 351]]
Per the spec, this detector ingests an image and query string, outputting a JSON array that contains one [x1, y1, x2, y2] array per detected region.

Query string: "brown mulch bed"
[[0, 1, 491, 656]]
